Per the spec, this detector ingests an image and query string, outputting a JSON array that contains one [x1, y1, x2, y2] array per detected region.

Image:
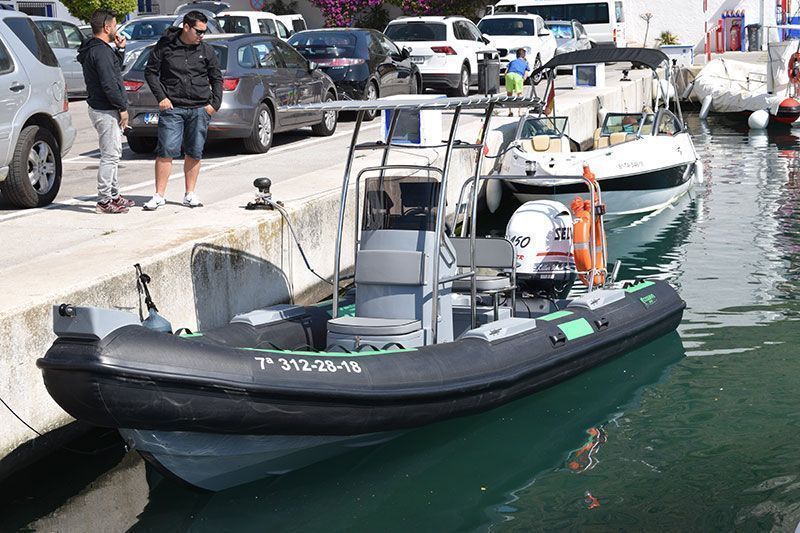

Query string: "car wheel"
[[126, 136, 157, 154], [363, 82, 379, 121], [409, 74, 421, 94], [311, 92, 337, 136], [1, 126, 61, 208], [448, 65, 470, 97], [244, 103, 273, 154], [532, 54, 544, 85]]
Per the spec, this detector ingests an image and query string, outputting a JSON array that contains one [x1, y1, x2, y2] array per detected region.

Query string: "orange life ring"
[[570, 196, 606, 287], [788, 53, 800, 84]]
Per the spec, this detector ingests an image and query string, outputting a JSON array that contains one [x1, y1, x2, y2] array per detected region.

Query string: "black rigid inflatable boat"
[[39, 280, 683, 437], [37, 97, 688, 491]]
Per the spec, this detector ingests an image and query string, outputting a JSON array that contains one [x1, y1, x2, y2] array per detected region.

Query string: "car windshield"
[[119, 19, 173, 40], [547, 23, 574, 39], [520, 116, 568, 138], [288, 32, 358, 58], [384, 22, 446, 41], [132, 43, 227, 70], [477, 18, 535, 36], [217, 15, 250, 33]]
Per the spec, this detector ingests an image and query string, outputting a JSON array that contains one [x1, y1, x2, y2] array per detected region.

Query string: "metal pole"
[[332, 110, 364, 319], [468, 103, 495, 328], [431, 106, 462, 344]]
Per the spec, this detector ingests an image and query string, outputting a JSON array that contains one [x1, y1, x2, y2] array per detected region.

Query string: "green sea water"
[[1, 114, 799, 532]]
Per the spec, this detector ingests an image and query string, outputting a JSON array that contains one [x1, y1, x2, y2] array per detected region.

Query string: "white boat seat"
[[453, 275, 511, 292], [594, 128, 610, 149], [531, 135, 550, 151], [327, 316, 422, 336], [609, 132, 627, 145]]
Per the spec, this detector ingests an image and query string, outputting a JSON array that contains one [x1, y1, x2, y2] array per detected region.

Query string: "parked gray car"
[[0, 10, 76, 208], [32, 16, 87, 97], [123, 34, 338, 154]]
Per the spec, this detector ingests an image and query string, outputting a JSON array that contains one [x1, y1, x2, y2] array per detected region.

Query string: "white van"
[[216, 11, 294, 40], [277, 14, 307, 34], [491, 0, 625, 48]]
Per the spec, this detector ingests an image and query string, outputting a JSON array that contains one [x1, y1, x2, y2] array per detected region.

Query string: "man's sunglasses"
[[190, 25, 207, 36]]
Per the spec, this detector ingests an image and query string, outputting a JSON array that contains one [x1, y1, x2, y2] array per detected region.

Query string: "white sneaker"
[[183, 192, 202, 208], [143, 194, 166, 211]]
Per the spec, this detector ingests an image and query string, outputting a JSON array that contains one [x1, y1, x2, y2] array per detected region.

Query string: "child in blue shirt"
[[505, 48, 530, 116]]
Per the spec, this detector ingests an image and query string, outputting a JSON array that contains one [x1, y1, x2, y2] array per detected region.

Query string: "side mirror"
[[308, 61, 318, 72], [401, 47, 411, 59], [538, 29, 551, 37], [481, 33, 491, 44]]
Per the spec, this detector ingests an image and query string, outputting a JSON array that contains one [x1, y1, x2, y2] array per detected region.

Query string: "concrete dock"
[[0, 64, 654, 473]]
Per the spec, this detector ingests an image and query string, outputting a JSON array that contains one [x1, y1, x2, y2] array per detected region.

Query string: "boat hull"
[[506, 164, 694, 216], [121, 428, 401, 491], [500, 133, 698, 216]]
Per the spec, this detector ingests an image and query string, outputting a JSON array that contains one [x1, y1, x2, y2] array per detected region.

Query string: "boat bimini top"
[[531, 47, 670, 77]]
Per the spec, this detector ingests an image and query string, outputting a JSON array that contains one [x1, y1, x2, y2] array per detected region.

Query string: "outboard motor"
[[505, 200, 577, 299]]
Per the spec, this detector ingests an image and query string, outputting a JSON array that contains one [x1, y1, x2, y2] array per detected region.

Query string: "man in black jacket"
[[77, 9, 134, 214], [143, 10, 222, 210]]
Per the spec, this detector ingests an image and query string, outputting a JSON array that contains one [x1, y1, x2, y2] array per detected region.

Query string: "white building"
[[622, 0, 777, 51]]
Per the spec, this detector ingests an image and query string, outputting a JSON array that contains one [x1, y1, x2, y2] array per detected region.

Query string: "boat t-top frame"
[[286, 95, 605, 344]]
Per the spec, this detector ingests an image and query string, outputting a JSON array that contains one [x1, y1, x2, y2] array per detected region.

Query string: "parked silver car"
[[0, 10, 76, 208], [123, 34, 338, 154], [32, 16, 87, 97], [546, 19, 592, 55]]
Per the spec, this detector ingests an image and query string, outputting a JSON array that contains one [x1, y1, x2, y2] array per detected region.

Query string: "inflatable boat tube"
[[38, 280, 684, 437]]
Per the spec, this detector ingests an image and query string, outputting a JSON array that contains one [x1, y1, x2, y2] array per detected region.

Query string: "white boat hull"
[[500, 133, 698, 216]]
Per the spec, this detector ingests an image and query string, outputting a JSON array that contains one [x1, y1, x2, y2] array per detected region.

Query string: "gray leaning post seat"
[[326, 176, 457, 351], [450, 237, 516, 320]]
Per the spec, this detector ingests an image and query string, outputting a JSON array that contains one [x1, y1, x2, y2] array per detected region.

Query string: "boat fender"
[[486, 178, 503, 213], [694, 160, 704, 184], [748, 109, 769, 130], [699, 95, 713, 120], [681, 80, 695, 100]]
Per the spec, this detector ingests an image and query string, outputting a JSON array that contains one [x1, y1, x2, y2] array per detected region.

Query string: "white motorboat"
[[495, 48, 702, 216]]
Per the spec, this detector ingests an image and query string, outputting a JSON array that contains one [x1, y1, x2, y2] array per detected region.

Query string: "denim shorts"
[[156, 106, 211, 160]]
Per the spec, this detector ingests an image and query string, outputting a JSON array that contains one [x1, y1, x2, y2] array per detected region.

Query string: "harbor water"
[[1, 112, 799, 531]]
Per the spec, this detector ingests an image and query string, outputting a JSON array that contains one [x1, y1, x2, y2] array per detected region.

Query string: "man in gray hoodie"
[[77, 9, 135, 213]]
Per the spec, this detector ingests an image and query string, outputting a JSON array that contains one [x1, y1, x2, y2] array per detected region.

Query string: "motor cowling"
[[505, 200, 577, 299]]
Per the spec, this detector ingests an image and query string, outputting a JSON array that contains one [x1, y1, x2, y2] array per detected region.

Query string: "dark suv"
[[123, 34, 338, 154]]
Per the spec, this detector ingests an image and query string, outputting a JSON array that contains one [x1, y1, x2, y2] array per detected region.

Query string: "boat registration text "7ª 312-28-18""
[[253, 356, 363, 374]]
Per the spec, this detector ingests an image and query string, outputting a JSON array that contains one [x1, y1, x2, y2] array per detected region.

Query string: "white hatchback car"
[[216, 11, 294, 40], [0, 10, 75, 208], [477, 13, 557, 83], [384, 16, 495, 97]]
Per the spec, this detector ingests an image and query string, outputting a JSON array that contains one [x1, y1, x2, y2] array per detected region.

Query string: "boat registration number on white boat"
[[253, 356, 362, 374]]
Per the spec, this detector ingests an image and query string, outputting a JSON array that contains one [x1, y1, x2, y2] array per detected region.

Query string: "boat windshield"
[[362, 175, 441, 232], [601, 113, 654, 135], [520, 116, 567, 138]]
